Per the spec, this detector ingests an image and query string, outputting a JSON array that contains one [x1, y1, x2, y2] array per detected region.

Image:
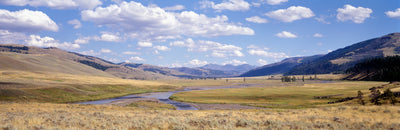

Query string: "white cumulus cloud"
[[0, 30, 79, 50], [0, 30, 27, 44], [246, 16, 268, 23], [129, 56, 146, 62], [153, 45, 171, 51], [276, 31, 297, 38], [337, 4, 372, 24], [265, 0, 288, 5], [248, 49, 288, 58], [0, 0, 102, 9], [74, 38, 89, 44], [163, 5, 185, 11], [138, 41, 153, 47], [25, 35, 80, 50], [257, 59, 268, 65], [176, 11, 254, 37], [385, 8, 400, 19], [223, 59, 247, 66], [122, 51, 140, 55], [188, 59, 209, 66], [82, 1, 253, 41], [100, 48, 112, 53], [200, 0, 251, 11], [313, 33, 323, 37], [94, 32, 121, 42], [248, 45, 288, 59], [0, 9, 58, 32], [265, 6, 314, 22], [170, 38, 244, 58], [68, 19, 82, 29]]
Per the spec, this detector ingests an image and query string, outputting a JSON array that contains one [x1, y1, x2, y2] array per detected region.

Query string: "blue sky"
[[0, 0, 399, 67]]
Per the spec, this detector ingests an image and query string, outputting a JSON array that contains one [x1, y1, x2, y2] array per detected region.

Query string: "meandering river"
[[79, 84, 258, 110]]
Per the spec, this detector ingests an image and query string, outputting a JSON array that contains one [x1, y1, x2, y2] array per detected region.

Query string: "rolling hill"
[[240, 55, 323, 77], [285, 33, 400, 75], [0, 44, 175, 80]]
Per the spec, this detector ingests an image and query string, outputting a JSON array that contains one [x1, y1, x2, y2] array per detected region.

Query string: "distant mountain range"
[[121, 62, 257, 78], [241, 33, 400, 77]]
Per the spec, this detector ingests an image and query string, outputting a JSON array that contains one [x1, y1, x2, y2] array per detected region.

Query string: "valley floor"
[[1, 72, 399, 129]]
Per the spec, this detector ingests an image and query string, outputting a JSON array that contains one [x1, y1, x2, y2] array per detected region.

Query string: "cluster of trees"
[[346, 56, 400, 81], [281, 75, 318, 82], [281, 76, 297, 82], [357, 87, 398, 105]]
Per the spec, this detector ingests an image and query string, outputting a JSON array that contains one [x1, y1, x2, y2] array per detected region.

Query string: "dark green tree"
[[382, 89, 397, 105], [369, 87, 381, 105], [357, 90, 365, 105]]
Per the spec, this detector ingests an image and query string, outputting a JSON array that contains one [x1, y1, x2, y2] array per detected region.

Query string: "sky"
[[0, 0, 399, 67]]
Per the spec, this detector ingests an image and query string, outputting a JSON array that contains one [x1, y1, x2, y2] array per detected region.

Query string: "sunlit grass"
[[0, 102, 398, 129], [171, 81, 390, 108]]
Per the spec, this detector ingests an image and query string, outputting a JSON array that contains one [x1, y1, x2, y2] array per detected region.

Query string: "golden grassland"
[[0, 71, 182, 103], [171, 81, 393, 109], [0, 102, 399, 129]]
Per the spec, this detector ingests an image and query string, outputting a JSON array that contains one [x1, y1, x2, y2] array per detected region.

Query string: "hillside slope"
[[285, 33, 400, 75], [0, 52, 114, 77], [240, 55, 323, 77], [0, 44, 175, 80]]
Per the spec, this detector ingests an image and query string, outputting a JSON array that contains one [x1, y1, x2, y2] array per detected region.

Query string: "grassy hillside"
[[0, 52, 114, 77], [0, 71, 181, 103], [0, 44, 176, 80]]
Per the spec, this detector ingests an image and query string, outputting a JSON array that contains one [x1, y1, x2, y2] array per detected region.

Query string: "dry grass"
[[0, 102, 398, 129]]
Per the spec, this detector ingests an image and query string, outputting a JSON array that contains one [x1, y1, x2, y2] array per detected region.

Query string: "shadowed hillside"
[[240, 55, 323, 77], [345, 56, 400, 81], [285, 33, 400, 75]]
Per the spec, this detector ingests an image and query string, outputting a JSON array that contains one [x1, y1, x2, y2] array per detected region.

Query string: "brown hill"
[[0, 44, 175, 80]]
